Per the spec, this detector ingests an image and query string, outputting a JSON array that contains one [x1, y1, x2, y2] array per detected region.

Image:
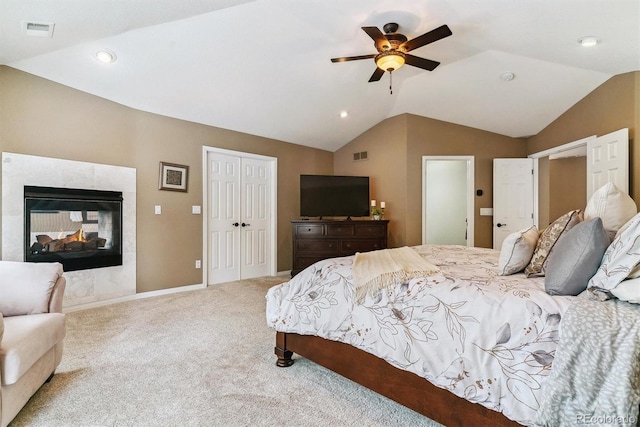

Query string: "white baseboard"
[[64, 283, 205, 313], [63, 272, 292, 312]]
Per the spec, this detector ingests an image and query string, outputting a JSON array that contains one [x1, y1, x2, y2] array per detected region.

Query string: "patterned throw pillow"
[[498, 225, 538, 275], [524, 210, 582, 277], [588, 212, 640, 301]]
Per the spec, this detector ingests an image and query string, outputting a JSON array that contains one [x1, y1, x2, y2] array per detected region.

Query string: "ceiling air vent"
[[22, 21, 55, 38]]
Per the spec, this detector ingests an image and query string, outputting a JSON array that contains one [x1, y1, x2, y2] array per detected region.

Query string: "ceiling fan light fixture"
[[375, 51, 405, 72]]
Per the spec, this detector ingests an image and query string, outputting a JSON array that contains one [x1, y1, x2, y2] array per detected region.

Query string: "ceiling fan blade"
[[361, 26, 389, 51], [368, 67, 385, 82], [331, 54, 376, 63], [400, 24, 452, 52], [405, 54, 440, 71]]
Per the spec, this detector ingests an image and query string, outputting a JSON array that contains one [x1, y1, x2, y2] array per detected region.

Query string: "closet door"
[[240, 157, 270, 279], [208, 153, 241, 283], [586, 128, 629, 198], [207, 151, 273, 285]]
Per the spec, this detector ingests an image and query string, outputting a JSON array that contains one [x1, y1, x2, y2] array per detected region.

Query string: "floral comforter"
[[266, 245, 578, 425]]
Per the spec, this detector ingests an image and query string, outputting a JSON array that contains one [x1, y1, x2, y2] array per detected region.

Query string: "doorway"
[[202, 146, 277, 285], [422, 156, 475, 246]]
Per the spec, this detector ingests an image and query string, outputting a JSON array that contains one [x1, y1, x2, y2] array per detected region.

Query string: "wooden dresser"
[[291, 219, 389, 277]]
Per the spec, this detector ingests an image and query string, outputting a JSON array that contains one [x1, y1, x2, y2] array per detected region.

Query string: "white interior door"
[[493, 158, 534, 250], [206, 149, 276, 285], [586, 128, 629, 198], [208, 153, 241, 284], [240, 157, 270, 279]]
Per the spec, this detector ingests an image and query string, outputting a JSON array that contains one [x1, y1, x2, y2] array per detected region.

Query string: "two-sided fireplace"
[[24, 186, 123, 272]]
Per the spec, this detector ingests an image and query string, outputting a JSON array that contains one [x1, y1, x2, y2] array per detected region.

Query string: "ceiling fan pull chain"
[[389, 71, 393, 95]]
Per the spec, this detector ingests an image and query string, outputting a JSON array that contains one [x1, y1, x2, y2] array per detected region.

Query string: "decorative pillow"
[[498, 226, 538, 275], [584, 182, 637, 241], [544, 218, 610, 295], [610, 278, 640, 304], [0, 261, 63, 316], [588, 212, 640, 301], [524, 210, 582, 277]]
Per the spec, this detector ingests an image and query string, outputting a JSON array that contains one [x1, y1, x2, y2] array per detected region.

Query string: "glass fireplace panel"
[[24, 186, 123, 272]]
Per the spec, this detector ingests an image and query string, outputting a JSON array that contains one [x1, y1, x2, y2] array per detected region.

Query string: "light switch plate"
[[154, 205, 162, 215], [480, 208, 493, 216], [192, 205, 201, 214]]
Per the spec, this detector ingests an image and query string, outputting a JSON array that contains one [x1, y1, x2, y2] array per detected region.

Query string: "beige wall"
[[548, 156, 587, 221], [334, 115, 408, 247], [334, 113, 526, 248], [0, 66, 333, 292], [3, 65, 638, 294], [527, 72, 639, 201]]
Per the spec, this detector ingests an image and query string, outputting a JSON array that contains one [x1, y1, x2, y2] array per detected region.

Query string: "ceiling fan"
[[331, 22, 452, 88]]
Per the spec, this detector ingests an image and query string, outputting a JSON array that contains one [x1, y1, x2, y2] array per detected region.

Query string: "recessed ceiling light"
[[500, 71, 515, 81], [94, 49, 117, 63], [578, 36, 599, 47], [340, 111, 348, 118]]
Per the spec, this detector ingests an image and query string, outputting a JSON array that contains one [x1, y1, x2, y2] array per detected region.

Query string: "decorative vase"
[[373, 215, 381, 220]]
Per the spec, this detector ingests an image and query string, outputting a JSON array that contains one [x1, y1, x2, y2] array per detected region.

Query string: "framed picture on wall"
[[159, 161, 189, 192]]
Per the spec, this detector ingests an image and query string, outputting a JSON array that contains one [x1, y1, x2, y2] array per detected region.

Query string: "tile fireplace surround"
[[2, 153, 136, 308]]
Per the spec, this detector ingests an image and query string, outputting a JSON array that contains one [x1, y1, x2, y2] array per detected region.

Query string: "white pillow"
[[498, 225, 538, 275], [584, 182, 637, 240], [611, 278, 640, 304], [588, 212, 640, 300]]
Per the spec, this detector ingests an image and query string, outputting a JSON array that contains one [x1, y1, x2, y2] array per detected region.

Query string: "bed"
[[266, 243, 640, 426]]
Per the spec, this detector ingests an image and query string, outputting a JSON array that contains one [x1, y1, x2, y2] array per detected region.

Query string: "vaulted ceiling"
[[2, 0, 639, 151]]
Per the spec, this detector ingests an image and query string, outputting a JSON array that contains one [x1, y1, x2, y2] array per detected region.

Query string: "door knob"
[[496, 223, 506, 228], [232, 222, 239, 227], [241, 222, 250, 227]]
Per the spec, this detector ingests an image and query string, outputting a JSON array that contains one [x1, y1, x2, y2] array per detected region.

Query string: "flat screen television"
[[300, 174, 370, 218]]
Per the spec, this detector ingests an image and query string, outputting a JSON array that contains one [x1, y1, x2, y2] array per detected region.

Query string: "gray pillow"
[[545, 217, 610, 296]]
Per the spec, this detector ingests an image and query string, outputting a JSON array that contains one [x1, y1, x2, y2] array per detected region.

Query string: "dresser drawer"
[[326, 224, 355, 237], [291, 219, 388, 277], [355, 224, 386, 237], [296, 239, 339, 253], [340, 239, 384, 255], [294, 224, 324, 237]]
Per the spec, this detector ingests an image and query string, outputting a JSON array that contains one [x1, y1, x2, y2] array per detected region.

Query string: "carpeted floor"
[[11, 276, 442, 426]]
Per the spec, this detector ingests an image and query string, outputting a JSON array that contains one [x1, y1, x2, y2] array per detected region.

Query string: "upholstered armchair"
[[0, 261, 66, 427]]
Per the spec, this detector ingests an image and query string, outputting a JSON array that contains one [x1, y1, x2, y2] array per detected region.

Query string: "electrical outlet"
[[195, 260, 201, 269]]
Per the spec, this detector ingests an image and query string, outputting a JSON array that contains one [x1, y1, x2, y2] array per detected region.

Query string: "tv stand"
[[291, 219, 389, 277]]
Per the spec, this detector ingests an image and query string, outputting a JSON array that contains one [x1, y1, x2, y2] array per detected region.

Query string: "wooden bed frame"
[[275, 331, 520, 427]]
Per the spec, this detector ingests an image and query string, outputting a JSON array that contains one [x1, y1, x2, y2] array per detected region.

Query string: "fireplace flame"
[[57, 228, 86, 242], [68, 228, 86, 242]]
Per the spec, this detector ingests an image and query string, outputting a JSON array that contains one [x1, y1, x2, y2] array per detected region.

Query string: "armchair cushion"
[[0, 313, 66, 385], [0, 262, 63, 316]]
